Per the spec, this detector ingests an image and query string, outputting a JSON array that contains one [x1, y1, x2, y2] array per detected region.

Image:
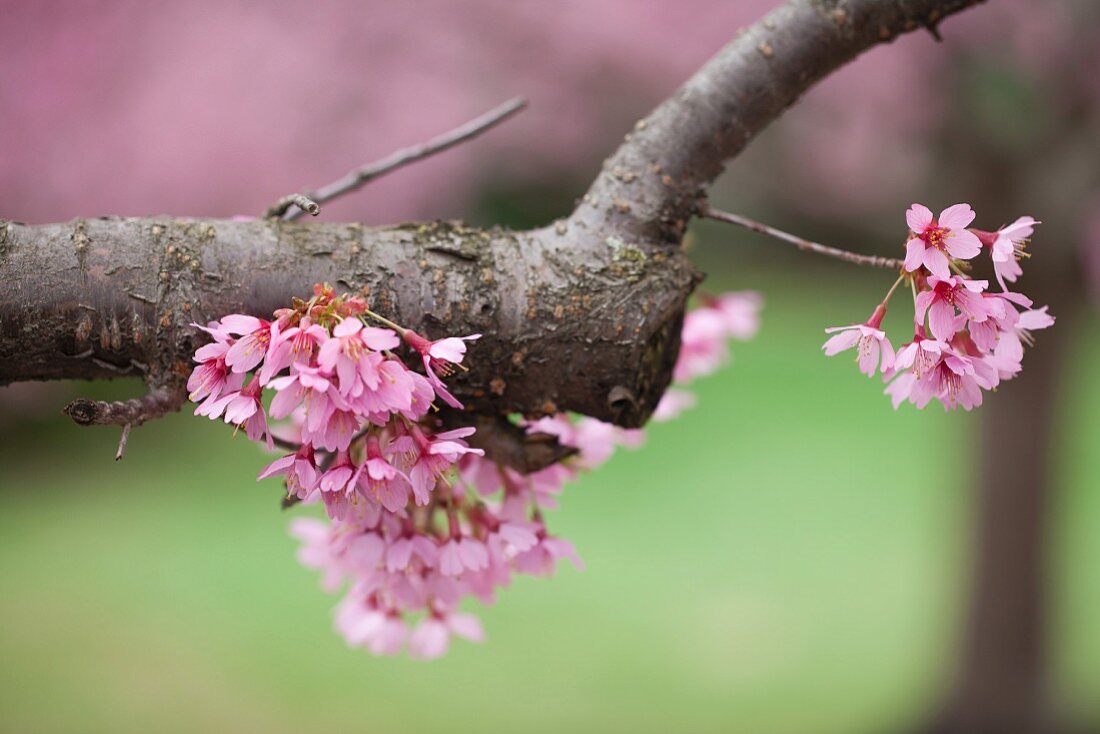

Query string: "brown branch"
[[62, 383, 186, 459], [280, 97, 527, 221], [571, 0, 986, 244], [2, 216, 696, 432], [703, 206, 904, 269], [63, 385, 186, 427]]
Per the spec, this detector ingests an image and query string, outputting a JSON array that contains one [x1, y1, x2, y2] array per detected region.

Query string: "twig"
[[280, 97, 527, 222], [64, 385, 186, 426], [702, 206, 904, 270], [64, 384, 187, 459], [115, 423, 132, 461], [266, 194, 320, 220]]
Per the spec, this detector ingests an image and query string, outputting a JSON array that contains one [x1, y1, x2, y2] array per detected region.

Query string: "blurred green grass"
[[0, 259, 1096, 734]]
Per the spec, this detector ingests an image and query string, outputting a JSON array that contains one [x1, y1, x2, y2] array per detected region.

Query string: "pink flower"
[[354, 436, 412, 513], [268, 363, 332, 420], [822, 303, 894, 376], [187, 322, 243, 405], [512, 535, 585, 576], [319, 451, 356, 495], [259, 318, 328, 384], [438, 537, 490, 577], [904, 203, 983, 280], [526, 414, 639, 470], [975, 216, 1039, 290], [408, 611, 485, 660], [198, 377, 272, 449], [915, 276, 991, 341], [334, 596, 408, 656], [893, 333, 948, 379], [258, 442, 320, 499], [911, 350, 984, 411], [350, 359, 416, 418], [385, 534, 439, 572], [392, 425, 484, 505], [317, 318, 398, 397], [402, 330, 481, 409], [289, 517, 346, 592], [673, 307, 728, 382], [494, 521, 540, 554], [222, 314, 274, 374], [706, 291, 762, 340], [989, 305, 1055, 380], [652, 388, 697, 422]]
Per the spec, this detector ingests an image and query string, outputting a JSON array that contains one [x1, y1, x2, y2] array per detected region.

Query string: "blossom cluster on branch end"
[[823, 203, 1053, 410], [187, 284, 761, 658]]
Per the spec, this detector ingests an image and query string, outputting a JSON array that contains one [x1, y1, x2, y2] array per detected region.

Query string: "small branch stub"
[[63, 385, 187, 428], [266, 194, 320, 220]]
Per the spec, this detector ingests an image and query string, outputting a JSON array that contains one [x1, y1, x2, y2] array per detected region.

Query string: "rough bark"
[[0, 217, 696, 428], [0, 0, 986, 460]]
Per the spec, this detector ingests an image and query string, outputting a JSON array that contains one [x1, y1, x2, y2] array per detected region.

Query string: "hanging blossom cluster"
[[823, 203, 1054, 410], [187, 285, 760, 658]]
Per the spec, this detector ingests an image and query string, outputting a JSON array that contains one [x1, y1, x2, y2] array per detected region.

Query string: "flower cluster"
[[655, 291, 762, 421], [824, 203, 1053, 410], [189, 285, 759, 658]]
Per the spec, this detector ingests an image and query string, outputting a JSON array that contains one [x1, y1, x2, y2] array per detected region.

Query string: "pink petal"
[[360, 327, 399, 351], [906, 204, 934, 233], [938, 203, 976, 230], [257, 454, 294, 480], [332, 318, 362, 338], [922, 247, 951, 280], [822, 329, 860, 356], [858, 338, 879, 377], [945, 229, 982, 260], [220, 314, 262, 335], [928, 301, 957, 342], [903, 238, 925, 272], [447, 613, 485, 642]]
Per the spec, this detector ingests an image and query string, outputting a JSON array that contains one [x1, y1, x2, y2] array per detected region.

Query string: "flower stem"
[[882, 274, 906, 305], [362, 308, 407, 335]]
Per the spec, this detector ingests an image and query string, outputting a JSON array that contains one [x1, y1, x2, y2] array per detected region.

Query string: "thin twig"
[[115, 423, 132, 461], [702, 206, 904, 270], [280, 97, 527, 222], [266, 194, 320, 220]]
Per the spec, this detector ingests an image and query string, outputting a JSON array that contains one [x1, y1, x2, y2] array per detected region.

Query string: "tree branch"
[[571, 0, 986, 244], [0, 217, 696, 431], [703, 206, 905, 269], [0, 0, 987, 463]]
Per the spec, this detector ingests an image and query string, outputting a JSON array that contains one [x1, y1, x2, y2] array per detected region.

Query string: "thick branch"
[[571, 0, 985, 243], [0, 217, 696, 429]]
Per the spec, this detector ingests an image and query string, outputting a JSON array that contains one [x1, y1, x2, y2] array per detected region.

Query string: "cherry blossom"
[[822, 303, 894, 376], [904, 203, 983, 279], [974, 216, 1040, 290]]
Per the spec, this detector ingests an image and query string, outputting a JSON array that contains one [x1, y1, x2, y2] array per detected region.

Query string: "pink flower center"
[[921, 223, 948, 250], [933, 281, 958, 304], [935, 364, 962, 398]]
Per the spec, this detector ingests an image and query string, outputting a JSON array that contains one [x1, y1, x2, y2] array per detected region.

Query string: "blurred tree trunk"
[[922, 255, 1086, 734]]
